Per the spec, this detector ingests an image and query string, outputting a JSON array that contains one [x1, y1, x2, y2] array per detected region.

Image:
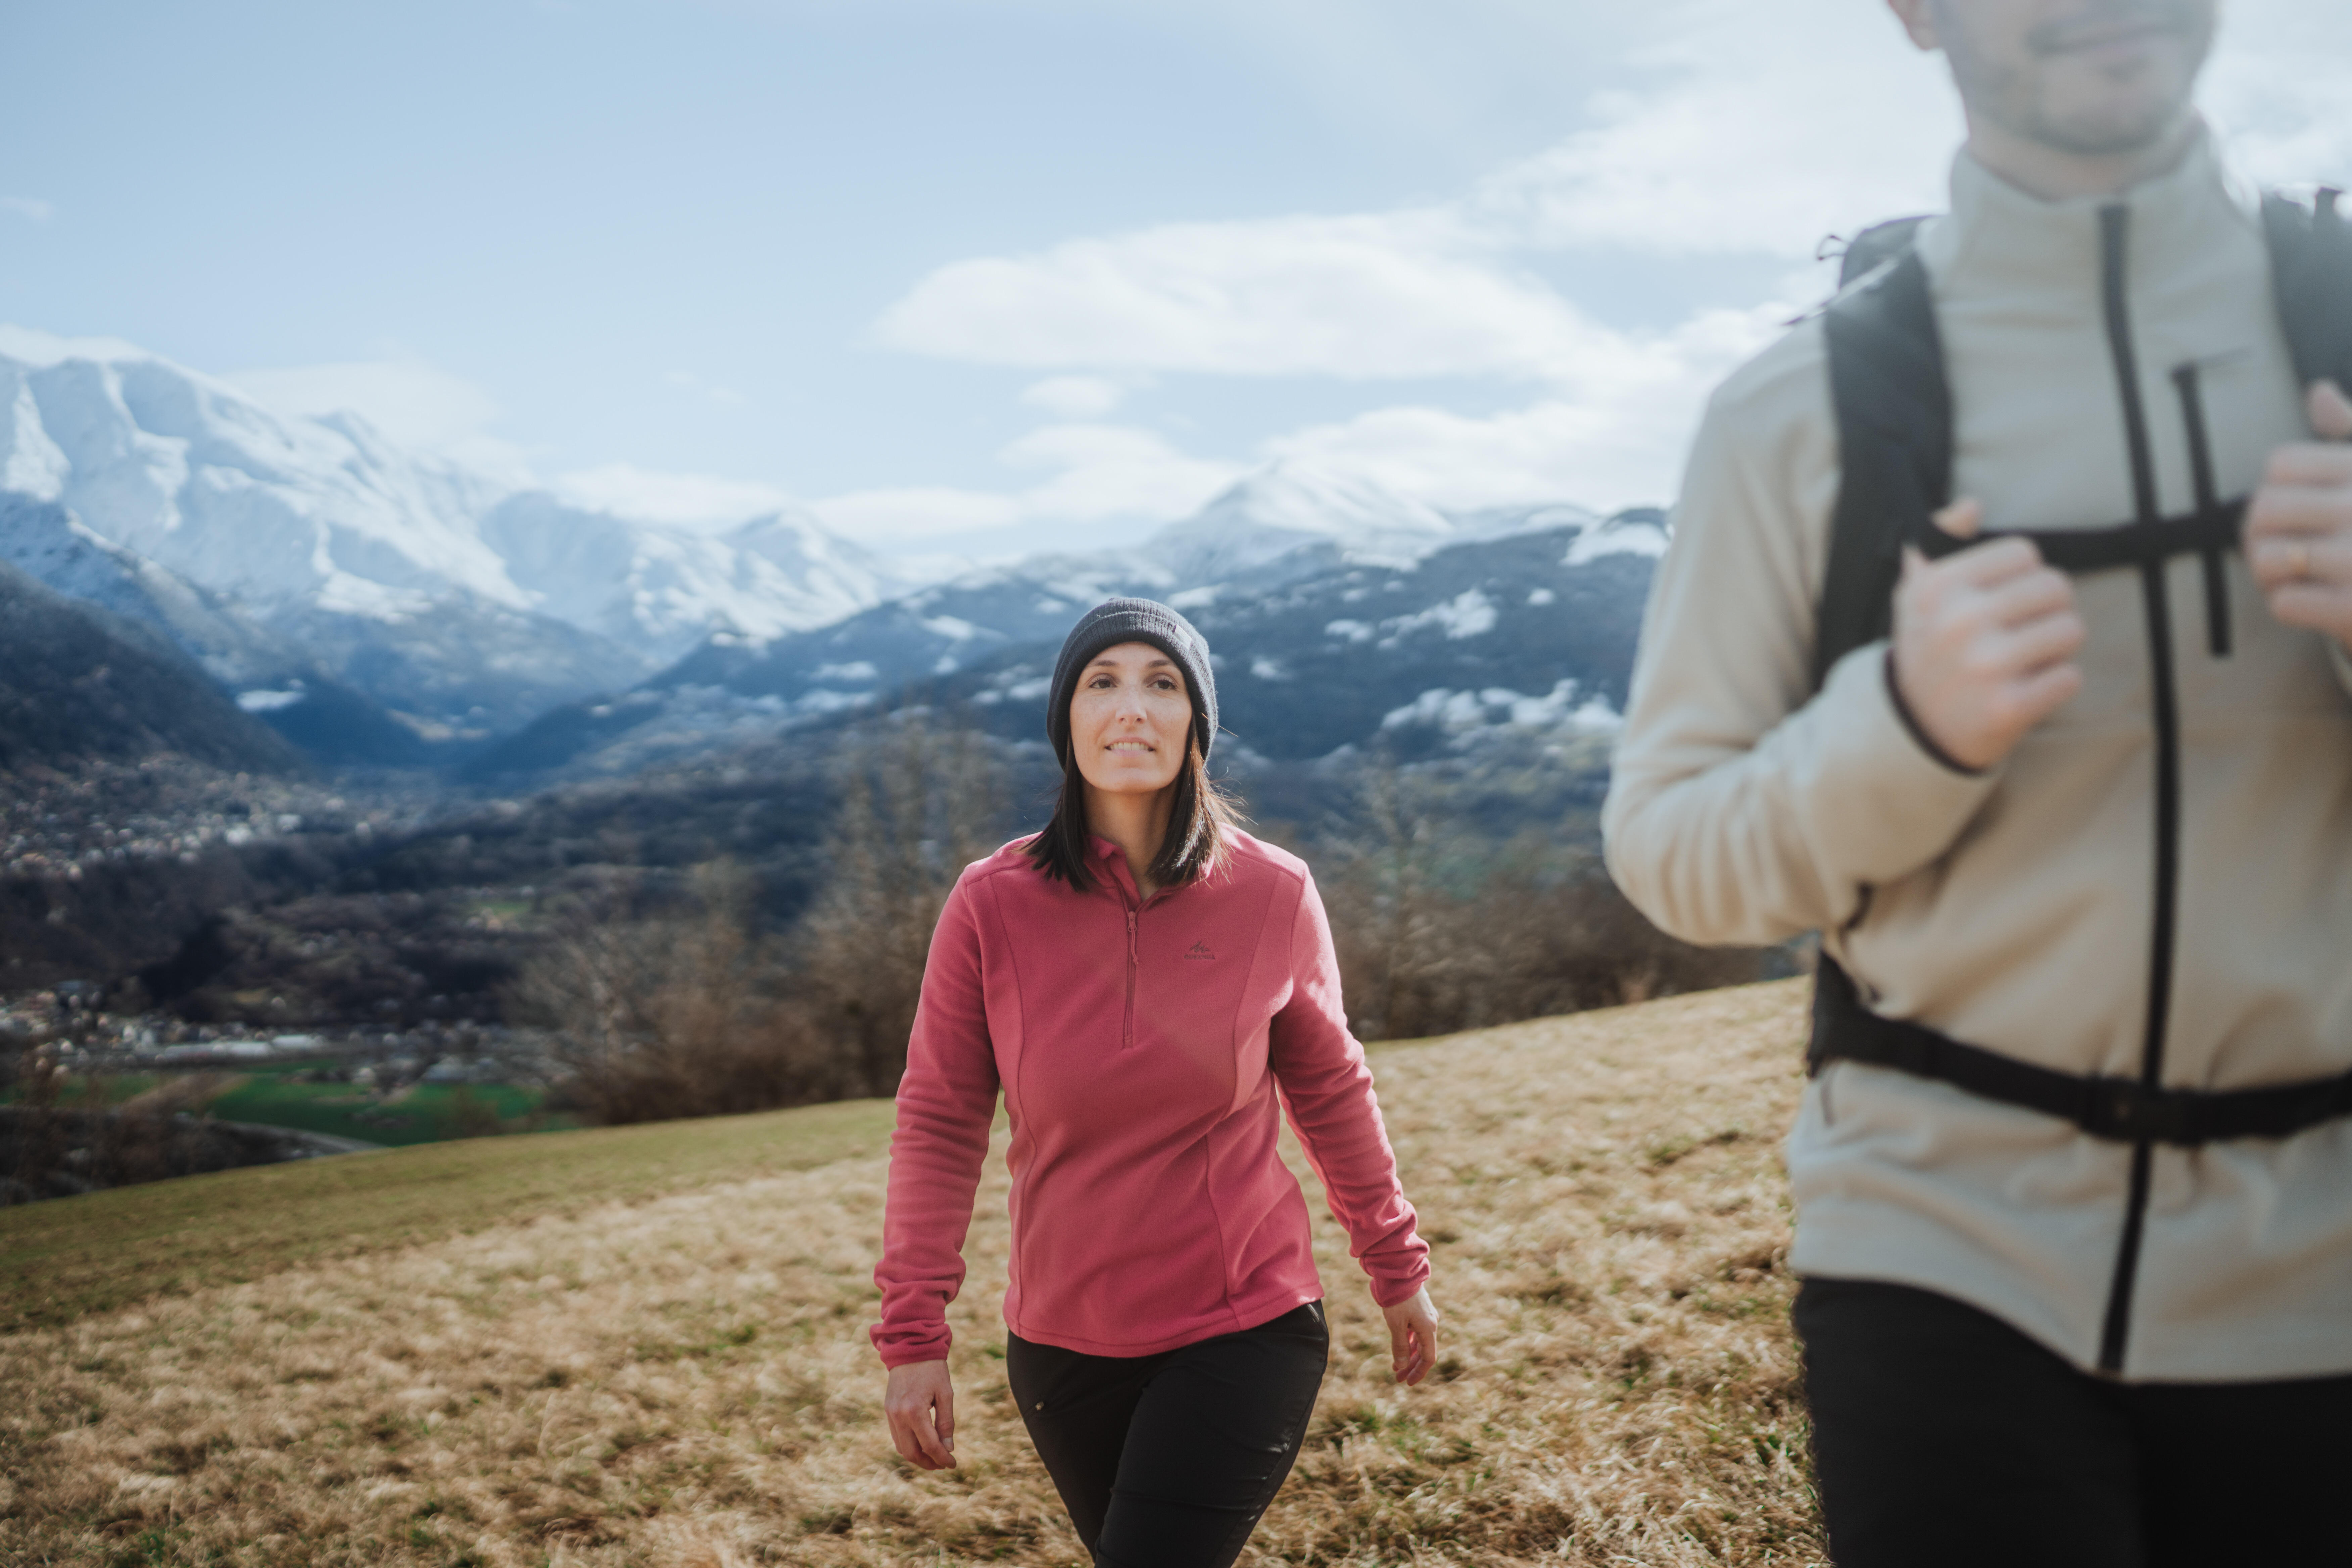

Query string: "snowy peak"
[[477, 496, 914, 662], [1148, 461, 1455, 583], [0, 331, 528, 620], [0, 323, 918, 728]]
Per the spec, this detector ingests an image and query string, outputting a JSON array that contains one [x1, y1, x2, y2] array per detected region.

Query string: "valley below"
[[0, 321, 1778, 1203]]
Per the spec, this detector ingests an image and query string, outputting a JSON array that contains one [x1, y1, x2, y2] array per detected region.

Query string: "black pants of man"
[[1794, 1277, 2352, 1567], [1005, 1301, 1328, 1568]]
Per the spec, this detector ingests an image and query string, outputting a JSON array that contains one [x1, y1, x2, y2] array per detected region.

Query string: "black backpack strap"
[[2263, 187, 2352, 394], [1812, 246, 1953, 692], [1834, 215, 1935, 290], [1813, 956, 2352, 1145]]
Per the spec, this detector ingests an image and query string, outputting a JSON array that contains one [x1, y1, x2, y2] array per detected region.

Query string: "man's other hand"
[[1890, 499, 2087, 772], [2247, 381, 2352, 652]]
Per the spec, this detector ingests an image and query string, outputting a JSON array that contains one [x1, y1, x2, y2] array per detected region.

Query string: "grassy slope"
[[0, 1098, 897, 1332], [0, 979, 1822, 1568]]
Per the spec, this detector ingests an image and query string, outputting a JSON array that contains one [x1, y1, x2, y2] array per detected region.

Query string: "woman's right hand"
[[884, 1359, 958, 1469]]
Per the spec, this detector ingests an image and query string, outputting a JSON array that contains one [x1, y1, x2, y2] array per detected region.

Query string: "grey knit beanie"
[[1045, 598, 1218, 767]]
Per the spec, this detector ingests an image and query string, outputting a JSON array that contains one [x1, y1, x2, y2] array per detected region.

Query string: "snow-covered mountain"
[[473, 506, 1670, 778], [1144, 462, 1456, 584], [478, 494, 903, 663], [0, 326, 917, 733], [0, 321, 1661, 779], [0, 491, 443, 765]]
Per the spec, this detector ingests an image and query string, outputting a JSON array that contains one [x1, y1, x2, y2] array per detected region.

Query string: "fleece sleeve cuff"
[[1789, 641, 2006, 891], [1367, 1259, 1433, 1310], [872, 1326, 953, 1369], [1881, 648, 1991, 778]]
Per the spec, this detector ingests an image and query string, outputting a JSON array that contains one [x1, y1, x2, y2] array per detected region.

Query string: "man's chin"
[[2023, 38, 2204, 157], [2027, 104, 2193, 160]]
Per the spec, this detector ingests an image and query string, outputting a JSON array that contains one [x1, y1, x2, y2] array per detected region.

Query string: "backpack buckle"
[[2083, 1079, 2201, 1145]]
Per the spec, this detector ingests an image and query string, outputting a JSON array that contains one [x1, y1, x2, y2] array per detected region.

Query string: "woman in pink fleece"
[[874, 597, 1439, 1568]]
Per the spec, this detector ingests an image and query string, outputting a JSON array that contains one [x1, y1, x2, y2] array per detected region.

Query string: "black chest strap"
[[1807, 193, 2352, 690], [1811, 957, 2352, 1146], [1920, 501, 2247, 572]]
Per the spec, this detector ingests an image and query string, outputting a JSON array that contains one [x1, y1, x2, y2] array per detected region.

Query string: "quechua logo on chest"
[[1184, 940, 1216, 962]]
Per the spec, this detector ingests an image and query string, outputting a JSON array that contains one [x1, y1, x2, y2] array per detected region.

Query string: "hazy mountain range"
[[0, 323, 1666, 782], [0, 325, 916, 749]]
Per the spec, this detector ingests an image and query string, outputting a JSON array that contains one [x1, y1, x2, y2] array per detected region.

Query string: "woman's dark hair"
[[1025, 728, 1241, 892]]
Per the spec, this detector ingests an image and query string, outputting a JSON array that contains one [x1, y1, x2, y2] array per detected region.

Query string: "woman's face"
[[1070, 641, 1192, 797]]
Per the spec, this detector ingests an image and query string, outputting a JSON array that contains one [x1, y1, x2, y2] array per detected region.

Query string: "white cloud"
[[0, 197, 53, 223], [1021, 374, 1131, 419], [1464, 3, 1959, 258], [1000, 422, 1243, 521], [2203, 0, 2352, 187], [1253, 299, 1780, 515], [222, 356, 531, 478], [662, 369, 749, 407], [550, 463, 799, 529], [873, 0, 2352, 386], [812, 485, 1024, 540], [181, 1, 2352, 565], [878, 207, 1618, 380], [856, 0, 2352, 530], [0, 324, 151, 365], [814, 420, 1244, 549], [870, 0, 1960, 387]]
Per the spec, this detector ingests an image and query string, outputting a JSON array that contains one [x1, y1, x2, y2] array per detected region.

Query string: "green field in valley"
[[0, 1095, 899, 1332], [204, 1067, 575, 1146], [8, 1062, 578, 1146]]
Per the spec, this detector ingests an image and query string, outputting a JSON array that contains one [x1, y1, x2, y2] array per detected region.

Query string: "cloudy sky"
[[3, 0, 2348, 559]]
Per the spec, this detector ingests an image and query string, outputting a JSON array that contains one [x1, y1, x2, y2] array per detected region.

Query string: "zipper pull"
[[1122, 908, 1140, 1050]]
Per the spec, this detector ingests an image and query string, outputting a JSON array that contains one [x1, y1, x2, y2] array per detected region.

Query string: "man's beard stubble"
[[1935, 0, 2216, 158]]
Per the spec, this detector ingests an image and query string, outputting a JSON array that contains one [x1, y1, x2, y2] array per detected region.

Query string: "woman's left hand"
[[1381, 1285, 1441, 1386]]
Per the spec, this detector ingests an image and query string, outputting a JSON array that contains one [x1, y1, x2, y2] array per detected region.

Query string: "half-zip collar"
[[1092, 835, 1170, 1050], [1917, 124, 2258, 300]]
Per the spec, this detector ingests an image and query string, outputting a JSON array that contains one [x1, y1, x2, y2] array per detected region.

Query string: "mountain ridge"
[[472, 507, 1668, 779], [0, 556, 301, 778], [1, 322, 1665, 782], [0, 326, 923, 732]]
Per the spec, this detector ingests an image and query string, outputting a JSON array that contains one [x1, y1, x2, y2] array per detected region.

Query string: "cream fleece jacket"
[[1603, 132, 2352, 1382]]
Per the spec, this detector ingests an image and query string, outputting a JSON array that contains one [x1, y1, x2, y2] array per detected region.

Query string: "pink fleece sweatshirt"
[[871, 829, 1429, 1366]]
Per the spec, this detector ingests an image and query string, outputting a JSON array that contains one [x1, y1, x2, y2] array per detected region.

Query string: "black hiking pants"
[[1006, 1301, 1328, 1568], [1795, 1277, 2352, 1567]]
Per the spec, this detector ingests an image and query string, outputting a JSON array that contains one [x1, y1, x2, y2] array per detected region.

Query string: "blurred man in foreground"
[[1604, 2, 2352, 1562]]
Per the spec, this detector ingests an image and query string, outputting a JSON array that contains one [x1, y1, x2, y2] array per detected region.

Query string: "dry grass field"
[[0, 979, 1823, 1568], [0, 1100, 900, 1333]]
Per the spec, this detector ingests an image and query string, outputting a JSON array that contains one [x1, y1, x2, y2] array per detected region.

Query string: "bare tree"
[[795, 713, 1007, 1096], [510, 715, 1010, 1121], [1318, 756, 1772, 1042], [1318, 760, 1470, 1041], [513, 862, 831, 1124]]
